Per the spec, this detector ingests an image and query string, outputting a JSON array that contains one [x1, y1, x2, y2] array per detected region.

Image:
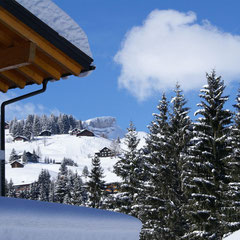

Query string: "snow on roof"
[[16, 0, 92, 59], [0, 197, 141, 240]]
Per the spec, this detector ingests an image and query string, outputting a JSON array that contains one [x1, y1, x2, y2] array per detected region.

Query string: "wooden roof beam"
[[0, 8, 83, 76], [32, 55, 61, 80], [0, 41, 36, 72], [17, 66, 44, 85], [0, 70, 26, 89], [0, 78, 9, 92]]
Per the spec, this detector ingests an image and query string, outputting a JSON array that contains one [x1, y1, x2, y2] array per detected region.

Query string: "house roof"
[[40, 130, 51, 133], [79, 129, 94, 134], [0, 0, 94, 92], [100, 147, 112, 152], [10, 160, 24, 166], [13, 135, 29, 141]]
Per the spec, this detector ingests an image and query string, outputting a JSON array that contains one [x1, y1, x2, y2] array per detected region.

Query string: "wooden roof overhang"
[[0, 0, 94, 93]]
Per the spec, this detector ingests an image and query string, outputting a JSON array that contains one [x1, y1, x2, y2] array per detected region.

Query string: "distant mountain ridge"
[[83, 116, 125, 139]]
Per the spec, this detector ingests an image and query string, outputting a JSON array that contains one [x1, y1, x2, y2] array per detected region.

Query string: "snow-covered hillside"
[[0, 197, 142, 240], [5, 130, 147, 186]]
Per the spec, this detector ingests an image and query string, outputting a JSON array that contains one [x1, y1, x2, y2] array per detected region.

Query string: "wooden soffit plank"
[[0, 77, 9, 92], [0, 29, 13, 47], [0, 70, 26, 88], [0, 7, 83, 76], [17, 65, 43, 85], [0, 41, 36, 72]]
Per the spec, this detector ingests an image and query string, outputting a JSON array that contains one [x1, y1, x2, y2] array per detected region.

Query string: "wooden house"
[[14, 183, 31, 194], [96, 147, 114, 158], [39, 130, 51, 136], [76, 129, 95, 137], [13, 136, 29, 142], [69, 128, 81, 135], [11, 161, 24, 168]]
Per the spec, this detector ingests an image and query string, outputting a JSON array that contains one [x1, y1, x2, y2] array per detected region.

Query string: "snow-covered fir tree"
[[224, 87, 240, 232], [139, 93, 173, 239], [82, 165, 89, 179], [70, 172, 85, 206], [49, 114, 59, 134], [7, 179, 16, 198], [167, 83, 192, 238], [87, 155, 105, 208], [182, 71, 232, 239], [22, 150, 27, 164], [29, 181, 40, 200], [9, 148, 18, 163], [33, 115, 41, 136], [114, 122, 142, 216], [41, 114, 51, 132], [54, 162, 68, 203], [18, 120, 24, 136], [23, 115, 34, 140], [38, 169, 51, 202], [68, 115, 77, 130], [10, 118, 18, 137]]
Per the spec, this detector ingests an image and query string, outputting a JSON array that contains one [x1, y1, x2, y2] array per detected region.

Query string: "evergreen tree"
[[41, 114, 51, 132], [140, 86, 191, 239], [9, 148, 18, 163], [54, 162, 68, 203], [139, 93, 173, 239], [62, 114, 70, 133], [87, 155, 105, 208], [182, 71, 232, 239], [9, 119, 14, 133], [22, 150, 27, 164], [77, 120, 83, 130], [69, 115, 77, 130], [224, 87, 240, 232], [70, 173, 84, 206], [29, 182, 40, 200], [18, 120, 24, 136], [49, 114, 59, 134], [23, 115, 34, 140], [38, 169, 51, 202], [33, 115, 41, 136], [82, 166, 89, 179], [11, 118, 19, 137], [114, 122, 142, 216], [167, 83, 191, 238], [7, 179, 16, 198]]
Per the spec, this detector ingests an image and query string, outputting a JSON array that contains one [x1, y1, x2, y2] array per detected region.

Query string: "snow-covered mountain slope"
[[5, 130, 147, 185], [83, 116, 125, 139], [6, 133, 121, 185], [224, 230, 240, 240], [0, 197, 142, 240]]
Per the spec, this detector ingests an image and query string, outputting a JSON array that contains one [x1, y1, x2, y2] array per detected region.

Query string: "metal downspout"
[[0, 79, 48, 196]]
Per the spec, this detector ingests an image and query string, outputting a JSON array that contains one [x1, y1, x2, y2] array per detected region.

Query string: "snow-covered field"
[[5, 131, 147, 185], [0, 197, 142, 240]]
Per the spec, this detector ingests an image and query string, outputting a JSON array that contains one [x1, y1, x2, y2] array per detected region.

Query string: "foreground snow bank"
[[224, 230, 240, 240], [0, 197, 141, 240]]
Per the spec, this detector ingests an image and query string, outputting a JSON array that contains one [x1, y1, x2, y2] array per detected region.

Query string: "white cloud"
[[114, 9, 240, 100], [0, 93, 60, 120]]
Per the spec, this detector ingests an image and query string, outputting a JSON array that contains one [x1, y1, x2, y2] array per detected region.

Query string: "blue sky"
[[3, 0, 240, 132]]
